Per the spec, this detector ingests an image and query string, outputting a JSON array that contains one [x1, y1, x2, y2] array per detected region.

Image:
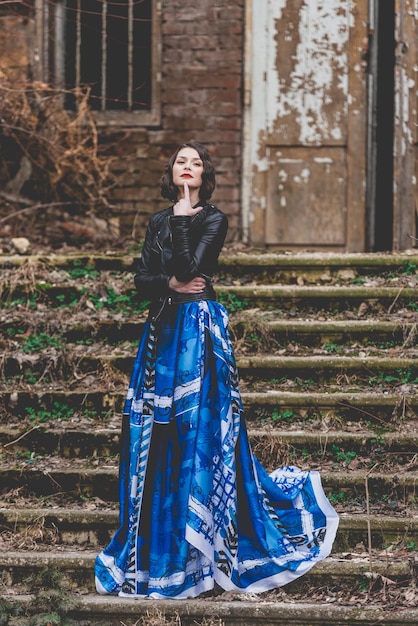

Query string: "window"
[[34, 0, 161, 125]]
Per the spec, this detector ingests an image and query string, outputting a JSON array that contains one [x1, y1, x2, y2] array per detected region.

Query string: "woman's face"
[[172, 147, 204, 196]]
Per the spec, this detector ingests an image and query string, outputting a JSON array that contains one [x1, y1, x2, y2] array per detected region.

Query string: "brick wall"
[[108, 0, 245, 242], [0, 1, 245, 244]]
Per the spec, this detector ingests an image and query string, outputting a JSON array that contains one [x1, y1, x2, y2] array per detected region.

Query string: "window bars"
[[35, 0, 159, 119]]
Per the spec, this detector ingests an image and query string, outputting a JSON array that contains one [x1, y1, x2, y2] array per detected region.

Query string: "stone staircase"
[[0, 250, 417, 625]]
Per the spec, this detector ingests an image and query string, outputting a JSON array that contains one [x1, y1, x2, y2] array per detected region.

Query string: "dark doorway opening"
[[367, 1, 395, 251]]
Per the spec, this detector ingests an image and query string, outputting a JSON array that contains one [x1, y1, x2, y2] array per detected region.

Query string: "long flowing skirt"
[[95, 300, 339, 599]]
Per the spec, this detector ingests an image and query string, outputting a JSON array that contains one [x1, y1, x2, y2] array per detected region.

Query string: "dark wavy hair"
[[160, 141, 216, 203]]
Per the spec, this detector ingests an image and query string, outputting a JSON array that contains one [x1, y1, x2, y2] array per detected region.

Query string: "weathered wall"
[[103, 0, 244, 239], [0, 1, 244, 244], [113, 0, 244, 242], [0, 14, 33, 84]]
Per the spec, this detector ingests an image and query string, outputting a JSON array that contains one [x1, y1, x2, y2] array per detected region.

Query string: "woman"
[[95, 141, 339, 599]]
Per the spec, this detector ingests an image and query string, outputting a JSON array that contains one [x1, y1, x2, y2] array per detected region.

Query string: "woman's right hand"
[[173, 181, 203, 217], [169, 276, 206, 293]]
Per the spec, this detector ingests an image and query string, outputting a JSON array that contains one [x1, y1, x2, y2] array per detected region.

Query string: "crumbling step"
[[2, 282, 416, 311], [236, 320, 417, 347], [2, 428, 418, 467], [218, 285, 417, 311], [1, 251, 417, 281], [0, 551, 414, 596], [1, 468, 417, 509], [0, 254, 136, 272], [1, 508, 417, 552], [2, 318, 416, 348], [3, 352, 416, 383], [4, 593, 418, 626], [218, 251, 418, 283], [2, 390, 416, 425]]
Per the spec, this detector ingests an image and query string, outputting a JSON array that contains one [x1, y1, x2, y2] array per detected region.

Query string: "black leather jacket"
[[134, 203, 228, 304]]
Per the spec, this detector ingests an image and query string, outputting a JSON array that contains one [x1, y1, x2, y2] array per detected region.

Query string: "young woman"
[[95, 141, 339, 599]]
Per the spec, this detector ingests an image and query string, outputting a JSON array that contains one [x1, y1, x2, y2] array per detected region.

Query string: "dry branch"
[[0, 80, 118, 246]]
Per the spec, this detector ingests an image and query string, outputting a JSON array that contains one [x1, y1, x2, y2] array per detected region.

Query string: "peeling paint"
[[245, 0, 370, 249], [395, 68, 414, 156], [250, 0, 350, 181], [277, 1, 348, 144], [313, 157, 333, 163]]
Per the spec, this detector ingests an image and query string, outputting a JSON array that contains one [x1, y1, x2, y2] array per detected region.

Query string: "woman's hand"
[[169, 276, 206, 293], [173, 181, 203, 217]]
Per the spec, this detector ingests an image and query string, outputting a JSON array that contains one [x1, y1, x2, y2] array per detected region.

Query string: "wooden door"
[[242, 0, 369, 251]]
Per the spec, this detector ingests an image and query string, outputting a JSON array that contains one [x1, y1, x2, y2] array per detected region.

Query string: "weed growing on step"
[[82, 407, 115, 421], [369, 367, 418, 386], [218, 291, 249, 312], [0, 567, 80, 625], [74, 337, 94, 345], [271, 408, 295, 423], [0, 597, 24, 624], [24, 371, 39, 384], [328, 490, 346, 505], [323, 342, 344, 354], [357, 577, 369, 592], [331, 445, 358, 465], [5, 327, 25, 338], [26, 401, 75, 423], [65, 261, 99, 280], [55, 292, 81, 308], [370, 434, 386, 447], [87, 287, 150, 316], [26, 567, 80, 625], [268, 377, 287, 386], [2, 292, 38, 310], [295, 377, 316, 390], [22, 333, 63, 353], [400, 261, 417, 275], [365, 339, 399, 349]]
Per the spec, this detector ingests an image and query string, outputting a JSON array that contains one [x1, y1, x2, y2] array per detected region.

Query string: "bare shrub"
[[0, 80, 118, 246]]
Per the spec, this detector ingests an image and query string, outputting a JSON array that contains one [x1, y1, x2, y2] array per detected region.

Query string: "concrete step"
[[2, 427, 418, 468], [3, 351, 416, 384], [4, 593, 418, 626], [235, 319, 418, 348], [0, 550, 415, 596], [1, 467, 417, 509], [2, 251, 417, 281], [2, 282, 416, 312], [2, 389, 417, 426], [1, 507, 417, 553], [218, 251, 418, 283], [2, 318, 416, 347]]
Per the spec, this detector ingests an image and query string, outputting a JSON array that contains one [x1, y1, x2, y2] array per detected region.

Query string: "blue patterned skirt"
[[95, 300, 339, 599]]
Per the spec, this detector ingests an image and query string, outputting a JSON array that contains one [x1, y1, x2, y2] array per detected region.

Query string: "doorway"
[[367, 1, 395, 251]]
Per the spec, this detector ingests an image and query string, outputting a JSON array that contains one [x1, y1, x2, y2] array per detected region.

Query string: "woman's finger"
[[183, 181, 190, 202]]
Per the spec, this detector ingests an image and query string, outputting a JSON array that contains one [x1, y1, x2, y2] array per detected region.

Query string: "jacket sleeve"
[[168, 210, 228, 282], [133, 216, 171, 301]]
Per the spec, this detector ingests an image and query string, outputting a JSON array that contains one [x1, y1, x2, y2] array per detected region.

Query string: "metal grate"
[[36, 0, 153, 113]]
